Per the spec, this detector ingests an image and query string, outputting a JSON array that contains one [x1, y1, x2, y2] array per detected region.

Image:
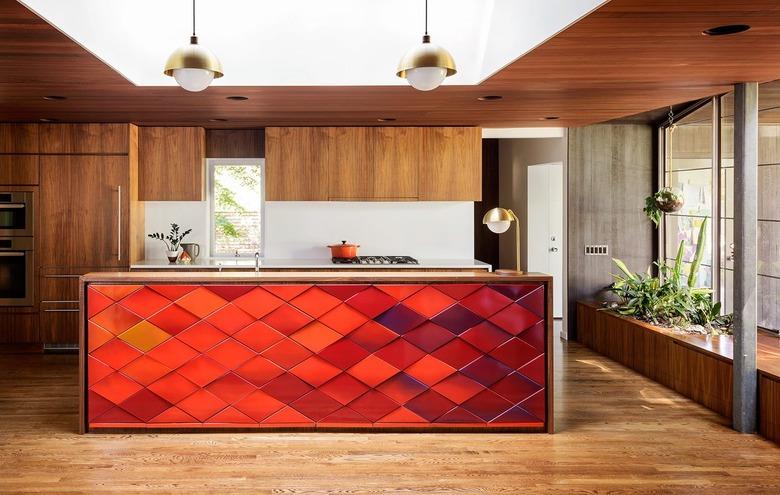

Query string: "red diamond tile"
[[177, 389, 228, 422], [377, 406, 427, 424], [487, 284, 538, 301], [205, 372, 256, 404], [148, 372, 199, 404], [235, 356, 284, 387], [206, 339, 256, 370], [405, 390, 455, 422], [90, 304, 142, 336], [520, 389, 546, 420], [402, 286, 456, 318], [373, 339, 425, 370], [490, 338, 542, 370], [176, 321, 227, 352], [208, 405, 255, 424], [119, 389, 172, 422], [319, 373, 369, 405], [430, 304, 483, 335], [291, 321, 343, 353], [402, 322, 455, 353], [461, 389, 513, 421], [149, 406, 198, 424], [176, 355, 228, 387], [519, 321, 545, 351], [264, 406, 313, 425], [347, 390, 398, 422], [261, 373, 313, 403], [433, 284, 481, 300], [319, 339, 369, 370], [290, 390, 341, 422], [492, 372, 543, 404], [488, 303, 542, 336], [459, 286, 513, 318], [344, 286, 398, 318], [319, 406, 368, 424], [263, 284, 311, 301], [206, 285, 255, 301], [432, 339, 482, 370], [375, 284, 424, 301], [432, 373, 485, 404], [148, 304, 199, 336], [91, 406, 141, 424], [88, 390, 114, 420], [517, 287, 545, 317], [91, 338, 142, 370], [206, 304, 255, 335], [319, 304, 369, 335], [88, 322, 114, 352], [290, 356, 341, 387], [261, 304, 313, 336], [87, 356, 114, 386], [261, 339, 312, 369], [436, 407, 484, 424], [90, 372, 143, 404], [320, 284, 370, 300], [492, 405, 541, 425], [120, 355, 171, 386], [148, 285, 197, 301], [374, 304, 426, 335], [461, 321, 512, 353], [87, 288, 114, 318], [518, 355, 545, 385], [461, 356, 512, 387], [405, 355, 455, 386], [147, 338, 199, 369], [376, 372, 427, 404], [290, 287, 342, 318], [92, 284, 141, 301], [174, 287, 228, 319], [232, 287, 284, 319], [118, 287, 171, 319], [233, 321, 284, 353], [347, 355, 399, 388], [347, 321, 397, 352]]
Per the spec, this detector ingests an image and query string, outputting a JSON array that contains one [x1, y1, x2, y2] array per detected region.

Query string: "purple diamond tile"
[[430, 304, 484, 335], [375, 305, 427, 335], [460, 355, 512, 387], [461, 389, 514, 422], [487, 284, 538, 301]]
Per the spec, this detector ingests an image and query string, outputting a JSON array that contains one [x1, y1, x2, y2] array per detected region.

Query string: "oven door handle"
[[0, 252, 25, 257], [0, 203, 25, 209]]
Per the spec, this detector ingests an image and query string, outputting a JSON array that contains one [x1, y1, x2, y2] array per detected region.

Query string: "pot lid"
[[328, 240, 359, 248]]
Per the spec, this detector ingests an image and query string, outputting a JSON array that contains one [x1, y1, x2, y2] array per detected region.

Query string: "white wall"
[[144, 201, 474, 260]]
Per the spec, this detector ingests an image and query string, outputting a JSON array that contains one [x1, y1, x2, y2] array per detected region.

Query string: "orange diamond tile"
[[405, 355, 456, 387], [91, 338, 142, 370], [205, 372, 256, 404], [118, 287, 172, 319], [87, 356, 114, 386], [90, 304, 142, 336], [91, 284, 142, 302], [206, 303, 255, 335], [235, 356, 285, 387], [90, 372, 143, 404], [234, 390, 285, 422], [147, 338, 199, 369], [290, 287, 342, 318], [120, 355, 171, 386], [176, 355, 228, 387], [432, 373, 485, 404], [87, 322, 114, 352], [344, 286, 398, 318], [261, 304, 313, 336], [232, 287, 284, 319], [263, 284, 311, 301], [318, 373, 369, 405], [319, 304, 369, 335], [208, 406, 255, 424], [87, 288, 114, 318], [148, 304, 200, 336], [206, 339, 255, 370], [118, 321, 171, 352], [233, 321, 285, 353], [175, 321, 227, 352], [147, 372, 200, 404], [347, 355, 398, 388], [177, 389, 228, 422], [263, 406, 313, 424], [375, 284, 425, 301], [402, 286, 456, 318], [290, 356, 341, 387], [290, 321, 343, 353], [376, 406, 427, 424], [148, 285, 198, 301], [175, 287, 228, 319], [149, 406, 198, 424], [261, 339, 312, 369]]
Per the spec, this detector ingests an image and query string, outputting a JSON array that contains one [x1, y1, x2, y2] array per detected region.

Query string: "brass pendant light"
[[164, 0, 223, 92], [396, 0, 456, 91]]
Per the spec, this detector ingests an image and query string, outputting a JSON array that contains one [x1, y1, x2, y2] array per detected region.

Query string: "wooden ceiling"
[[3, 0, 780, 128]]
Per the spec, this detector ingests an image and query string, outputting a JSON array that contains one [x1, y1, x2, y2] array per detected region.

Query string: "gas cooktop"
[[331, 255, 419, 265]]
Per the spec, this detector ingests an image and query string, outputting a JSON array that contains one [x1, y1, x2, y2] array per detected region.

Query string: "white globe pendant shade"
[[164, 36, 223, 92], [405, 66, 448, 92], [173, 67, 215, 92], [397, 35, 456, 91]]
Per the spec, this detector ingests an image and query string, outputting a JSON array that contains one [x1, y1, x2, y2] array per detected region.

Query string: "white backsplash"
[[144, 201, 474, 260]]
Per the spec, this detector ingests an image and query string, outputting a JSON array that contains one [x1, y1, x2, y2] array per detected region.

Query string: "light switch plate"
[[585, 245, 609, 255]]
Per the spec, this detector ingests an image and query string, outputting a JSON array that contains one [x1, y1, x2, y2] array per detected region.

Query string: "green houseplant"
[[644, 187, 684, 226], [148, 223, 192, 263]]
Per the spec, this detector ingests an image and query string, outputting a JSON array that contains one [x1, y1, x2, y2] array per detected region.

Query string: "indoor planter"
[[148, 223, 192, 263]]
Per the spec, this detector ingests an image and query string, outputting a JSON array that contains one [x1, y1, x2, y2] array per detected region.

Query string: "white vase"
[[165, 249, 179, 263]]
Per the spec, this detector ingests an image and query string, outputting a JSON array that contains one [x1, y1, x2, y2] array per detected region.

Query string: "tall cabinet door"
[[40, 156, 129, 267]]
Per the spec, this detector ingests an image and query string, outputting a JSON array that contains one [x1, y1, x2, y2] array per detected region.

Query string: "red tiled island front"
[[80, 272, 553, 433]]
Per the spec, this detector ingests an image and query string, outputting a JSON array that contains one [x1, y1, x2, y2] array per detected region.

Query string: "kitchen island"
[[80, 271, 552, 433]]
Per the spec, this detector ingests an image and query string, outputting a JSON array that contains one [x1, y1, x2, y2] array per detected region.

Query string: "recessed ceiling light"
[[542, 116, 560, 120], [43, 95, 67, 101], [377, 118, 396, 122], [478, 95, 503, 101], [39, 118, 59, 122], [702, 24, 750, 36], [226, 95, 248, 101], [209, 118, 228, 122]]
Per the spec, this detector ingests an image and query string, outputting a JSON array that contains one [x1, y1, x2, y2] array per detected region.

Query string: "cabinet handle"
[[116, 185, 122, 262], [41, 300, 80, 304], [43, 274, 81, 278], [43, 308, 79, 313], [0, 252, 25, 257]]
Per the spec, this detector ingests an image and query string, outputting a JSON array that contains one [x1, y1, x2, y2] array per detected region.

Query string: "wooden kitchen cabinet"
[[419, 127, 482, 201], [138, 126, 205, 201], [327, 127, 372, 200], [265, 127, 330, 201], [40, 155, 130, 267], [0, 155, 38, 184], [39, 124, 129, 154], [0, 124, 39, 153]]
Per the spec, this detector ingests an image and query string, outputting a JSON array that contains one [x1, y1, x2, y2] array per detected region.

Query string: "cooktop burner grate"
[[331, 255, 419, 265]]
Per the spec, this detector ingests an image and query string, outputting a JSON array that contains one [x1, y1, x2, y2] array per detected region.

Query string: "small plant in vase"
[[148, 223, 192, 263], [644, 187, 684, 227]]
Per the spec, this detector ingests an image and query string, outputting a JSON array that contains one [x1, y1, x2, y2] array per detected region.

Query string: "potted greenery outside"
[[148, 223, 192, 263]]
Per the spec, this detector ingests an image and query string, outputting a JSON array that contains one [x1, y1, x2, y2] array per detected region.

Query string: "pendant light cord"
[[424, 0, 428, 35], [192, 0, 196, 36]]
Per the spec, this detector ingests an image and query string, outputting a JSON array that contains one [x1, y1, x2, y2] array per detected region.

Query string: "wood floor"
[[1, 338, 778, 494]]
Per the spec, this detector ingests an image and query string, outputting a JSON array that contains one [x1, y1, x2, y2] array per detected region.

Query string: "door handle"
[[549, 247, 559, 252], [115, 185, 121, 262]]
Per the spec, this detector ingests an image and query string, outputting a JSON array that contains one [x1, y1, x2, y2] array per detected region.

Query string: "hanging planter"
[[644, 187, 684, 226]]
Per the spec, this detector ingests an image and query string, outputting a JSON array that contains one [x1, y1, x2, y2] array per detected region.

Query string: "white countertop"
[[130, 258, 492, 271]]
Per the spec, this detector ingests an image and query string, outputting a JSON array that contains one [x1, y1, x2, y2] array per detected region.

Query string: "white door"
[[527, 162, 563, 317]]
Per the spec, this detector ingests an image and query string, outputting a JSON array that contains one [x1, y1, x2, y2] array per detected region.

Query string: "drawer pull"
[[43, 274, 81, 279], [41, 300, 80, 304], [43, 308, 79, 313]]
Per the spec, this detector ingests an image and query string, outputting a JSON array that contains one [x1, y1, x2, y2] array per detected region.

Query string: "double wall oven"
[[0, 191, 34, 306]]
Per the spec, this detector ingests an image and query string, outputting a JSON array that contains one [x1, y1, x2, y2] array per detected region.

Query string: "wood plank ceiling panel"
[[2, 0, 780, 127]]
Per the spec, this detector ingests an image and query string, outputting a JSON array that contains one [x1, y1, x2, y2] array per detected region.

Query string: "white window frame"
[[207, 158, 265, 258]]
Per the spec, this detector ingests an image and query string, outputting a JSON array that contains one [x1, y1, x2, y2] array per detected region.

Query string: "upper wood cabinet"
[[266, 126, 479, 201], [0, 156, 38, 184], [265, 127, 330, 201], [39, 124, 129, 154], [0, 124, 38, 153], [419, 127, 481, 201], [138, 126, 205, 201]]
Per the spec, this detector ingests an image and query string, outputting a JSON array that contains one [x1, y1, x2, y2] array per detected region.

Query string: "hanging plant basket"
[[655, 188, 684, 213]]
